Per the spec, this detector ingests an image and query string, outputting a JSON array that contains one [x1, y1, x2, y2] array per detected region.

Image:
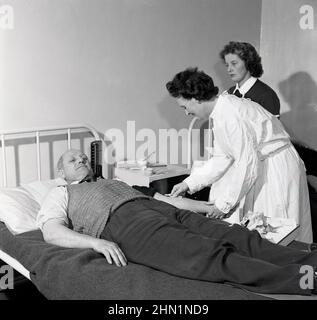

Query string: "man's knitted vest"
[[67, 179, 150, 238]]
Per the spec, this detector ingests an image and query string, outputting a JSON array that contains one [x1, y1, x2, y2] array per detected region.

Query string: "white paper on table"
[[260, 217, 298, 244]]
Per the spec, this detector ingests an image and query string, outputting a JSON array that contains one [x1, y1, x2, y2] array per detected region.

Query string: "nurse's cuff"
[[214, 199, 233, 214], [184, 175, 205, 194]]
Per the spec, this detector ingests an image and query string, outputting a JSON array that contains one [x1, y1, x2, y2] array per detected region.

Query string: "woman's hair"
[[166, 67, 219, 101], [219, 41, 263, 78]]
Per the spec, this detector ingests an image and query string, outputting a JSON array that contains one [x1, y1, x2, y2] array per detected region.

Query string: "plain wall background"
[[0, 0, 262, 184], [260, 0, 317, 150]]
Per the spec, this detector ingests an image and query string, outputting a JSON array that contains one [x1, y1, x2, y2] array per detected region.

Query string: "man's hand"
[[92, 238, 127, 267], [169, 182, 189, 197], [42, 220, 128, 267], [206, 205, 227, 219]]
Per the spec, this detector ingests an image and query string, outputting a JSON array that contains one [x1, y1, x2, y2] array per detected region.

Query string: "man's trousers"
[[101, 198, 316, 295]]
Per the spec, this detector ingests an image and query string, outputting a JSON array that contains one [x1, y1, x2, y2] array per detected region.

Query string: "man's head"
[[57, 149, 93, 183]]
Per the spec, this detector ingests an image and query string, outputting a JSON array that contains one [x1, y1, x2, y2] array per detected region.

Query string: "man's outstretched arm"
[[132, 185, 216, 215], [42, 219, 127, 267], [154, 193, 236, 219], [153, 192, 215, 215]]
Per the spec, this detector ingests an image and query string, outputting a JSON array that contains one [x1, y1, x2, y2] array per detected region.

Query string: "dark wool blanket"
[[0, 223, 268, 300]]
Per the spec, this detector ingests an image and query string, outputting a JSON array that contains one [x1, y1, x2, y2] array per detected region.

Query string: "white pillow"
[[21, 178, 65, 205], [0, 187, 40, 235]]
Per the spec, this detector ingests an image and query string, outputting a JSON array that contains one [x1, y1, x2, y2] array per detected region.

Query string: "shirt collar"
[[233, 76, 257, 95], [57, 178, 80, 186]]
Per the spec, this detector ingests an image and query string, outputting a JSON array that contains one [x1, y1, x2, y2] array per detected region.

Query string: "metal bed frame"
[[0, 124, 102, 280], [187, 116, 213, 168], [0, 120, 204, 280]]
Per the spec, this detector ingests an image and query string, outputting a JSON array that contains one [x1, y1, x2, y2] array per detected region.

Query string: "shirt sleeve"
[[184, 154, 233, 194], [258, 91, 280, 116], [184, 107, 234, 194], [36, 186, 69, 230], [214, 119, 259, 213]]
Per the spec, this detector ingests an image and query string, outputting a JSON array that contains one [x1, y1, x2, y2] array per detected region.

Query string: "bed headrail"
[[187, 117, 198, 169], [0, 124, 101, 187], [187, 116, 214, 169]]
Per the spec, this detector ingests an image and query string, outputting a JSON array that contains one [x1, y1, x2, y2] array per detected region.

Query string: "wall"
[[0, 0, 262, 184], [260, 0, 317, 150]]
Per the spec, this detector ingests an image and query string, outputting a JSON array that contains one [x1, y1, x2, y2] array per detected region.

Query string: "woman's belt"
[[257, 140, 291, 160]]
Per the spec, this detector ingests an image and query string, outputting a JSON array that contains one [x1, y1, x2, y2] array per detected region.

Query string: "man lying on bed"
[[36, 149, 317, 296]]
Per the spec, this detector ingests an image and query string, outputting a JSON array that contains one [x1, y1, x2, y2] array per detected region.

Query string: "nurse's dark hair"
[[219, 41, 263, 78], [166, 67, 219, 102]]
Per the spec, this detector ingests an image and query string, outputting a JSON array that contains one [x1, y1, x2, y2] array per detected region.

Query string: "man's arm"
[[38, 185, 126, 267], [154, 193, 236, 219], [153, 193, 214, 215], [132, 185, 231, 218], [132, 184, 214, 213], [42, 219, 127, 267]]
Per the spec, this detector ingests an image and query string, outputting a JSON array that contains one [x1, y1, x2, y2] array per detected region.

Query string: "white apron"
[[185, 94, 312, 243]]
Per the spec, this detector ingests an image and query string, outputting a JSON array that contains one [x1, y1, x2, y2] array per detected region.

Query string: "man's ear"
[[58, 169, 65, 179]]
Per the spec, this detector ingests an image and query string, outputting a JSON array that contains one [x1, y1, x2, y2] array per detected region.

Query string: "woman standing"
[[166, 67, 312, 243], [220, 41, 280, 117]]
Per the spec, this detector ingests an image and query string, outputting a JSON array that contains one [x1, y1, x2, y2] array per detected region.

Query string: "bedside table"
[[114, 165, 190, 187], [114, 165, 190, 194]]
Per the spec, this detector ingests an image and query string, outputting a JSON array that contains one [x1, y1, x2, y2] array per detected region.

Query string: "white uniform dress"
[[184, 93, 312, 243]]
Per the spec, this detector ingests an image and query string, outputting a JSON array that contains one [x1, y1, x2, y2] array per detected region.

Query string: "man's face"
[[60, 149, 93, 183]]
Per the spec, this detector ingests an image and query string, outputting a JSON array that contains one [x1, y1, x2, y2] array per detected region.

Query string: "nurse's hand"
[[169, 182, 189, 197], [206, 205, 227, 219]]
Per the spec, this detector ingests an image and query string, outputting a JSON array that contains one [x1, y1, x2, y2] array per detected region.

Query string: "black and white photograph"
[[1, 0, 317, 307]]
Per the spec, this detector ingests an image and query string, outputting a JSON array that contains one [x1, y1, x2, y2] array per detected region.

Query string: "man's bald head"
[[57, 149, 93, 183]]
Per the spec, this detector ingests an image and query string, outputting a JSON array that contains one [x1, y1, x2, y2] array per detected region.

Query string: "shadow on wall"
[[279, 72, 317, 150]]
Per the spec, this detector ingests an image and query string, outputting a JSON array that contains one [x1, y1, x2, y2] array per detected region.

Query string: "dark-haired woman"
[[220, 41, 280, 117], [166, 67, 312, 243]]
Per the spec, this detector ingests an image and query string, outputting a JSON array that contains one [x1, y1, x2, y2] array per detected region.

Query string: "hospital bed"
[[0, 124, 312, 300]]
